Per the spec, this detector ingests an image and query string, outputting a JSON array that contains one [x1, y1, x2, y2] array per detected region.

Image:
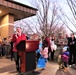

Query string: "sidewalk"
[[0, 58, 76, 75]]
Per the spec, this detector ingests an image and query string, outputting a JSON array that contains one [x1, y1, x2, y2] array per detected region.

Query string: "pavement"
[[0, 58, 76, 75]]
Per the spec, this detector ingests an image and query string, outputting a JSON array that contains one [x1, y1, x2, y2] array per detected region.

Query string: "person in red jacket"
[[11, 27, 27, 72]]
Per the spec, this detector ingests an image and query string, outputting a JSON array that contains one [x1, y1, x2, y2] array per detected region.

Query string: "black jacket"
[[68, 37, 76, 49]]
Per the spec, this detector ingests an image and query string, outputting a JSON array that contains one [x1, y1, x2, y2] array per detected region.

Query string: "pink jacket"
[[41, 47, 48, 58]]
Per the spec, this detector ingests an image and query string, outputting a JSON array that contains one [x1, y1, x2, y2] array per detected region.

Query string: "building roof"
[[6, 0, 37, 10], [0, 0, 37, 20]]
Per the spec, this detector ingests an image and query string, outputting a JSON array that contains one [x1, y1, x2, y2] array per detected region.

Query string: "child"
[[36, 39, 42, 62], [58, 46, 69, 72], [37, 39, 48, 69], [37, 47, 48, 69]]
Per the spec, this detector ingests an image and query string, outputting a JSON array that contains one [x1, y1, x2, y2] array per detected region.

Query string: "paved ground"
[[0, 58, 76, 75]]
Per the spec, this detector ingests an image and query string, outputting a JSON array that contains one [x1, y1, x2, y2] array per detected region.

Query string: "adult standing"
[[3, 37, 11, 58], [55, 33, 68, 62], [56, 33, 68, 54], [68, 33, 76, 66], [2, 38, 7, 57], [50, 36, 57, 60], [11, 27, 27, 72]]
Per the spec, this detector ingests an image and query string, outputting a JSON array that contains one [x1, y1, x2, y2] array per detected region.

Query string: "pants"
[[2, 46, 6, 56], [69, 49, 76, 65], [5, 45, 11, 57], [64, 62, 68, 67], [14, 52, 20, 71], [51, 50, 55, 60]]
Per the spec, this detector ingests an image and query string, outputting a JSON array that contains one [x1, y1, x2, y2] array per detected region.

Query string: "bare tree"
[[14, 0, 67, 37], [67, 0, 76, 20], [66, 0, 76, 33], [58, 0, 76, 32], [28, 0, 66, 36]]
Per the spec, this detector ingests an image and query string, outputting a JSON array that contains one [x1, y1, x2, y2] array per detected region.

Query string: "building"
[[0, 0, 37, 38]]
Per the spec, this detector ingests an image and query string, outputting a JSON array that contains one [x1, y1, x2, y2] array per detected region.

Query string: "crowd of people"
[[36, 33, 76, 72], [0, 27, 76, 73], [0, 36, 11, 58]]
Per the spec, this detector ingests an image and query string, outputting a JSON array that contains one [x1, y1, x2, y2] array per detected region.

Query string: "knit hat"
[[63, 46, 68, 52]]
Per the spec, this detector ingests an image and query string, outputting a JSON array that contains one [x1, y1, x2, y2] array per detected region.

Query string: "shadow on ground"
[[0, 64, 18, 75], [55, 69, 72, 75], [19, 69, 45, 75], [0, 64, 45, 75]]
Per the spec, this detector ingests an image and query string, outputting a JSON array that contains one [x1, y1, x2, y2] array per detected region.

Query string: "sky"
[[14, 0, 75, 33], [58, 0, 76, 33], [14, 0, 33, 7]]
